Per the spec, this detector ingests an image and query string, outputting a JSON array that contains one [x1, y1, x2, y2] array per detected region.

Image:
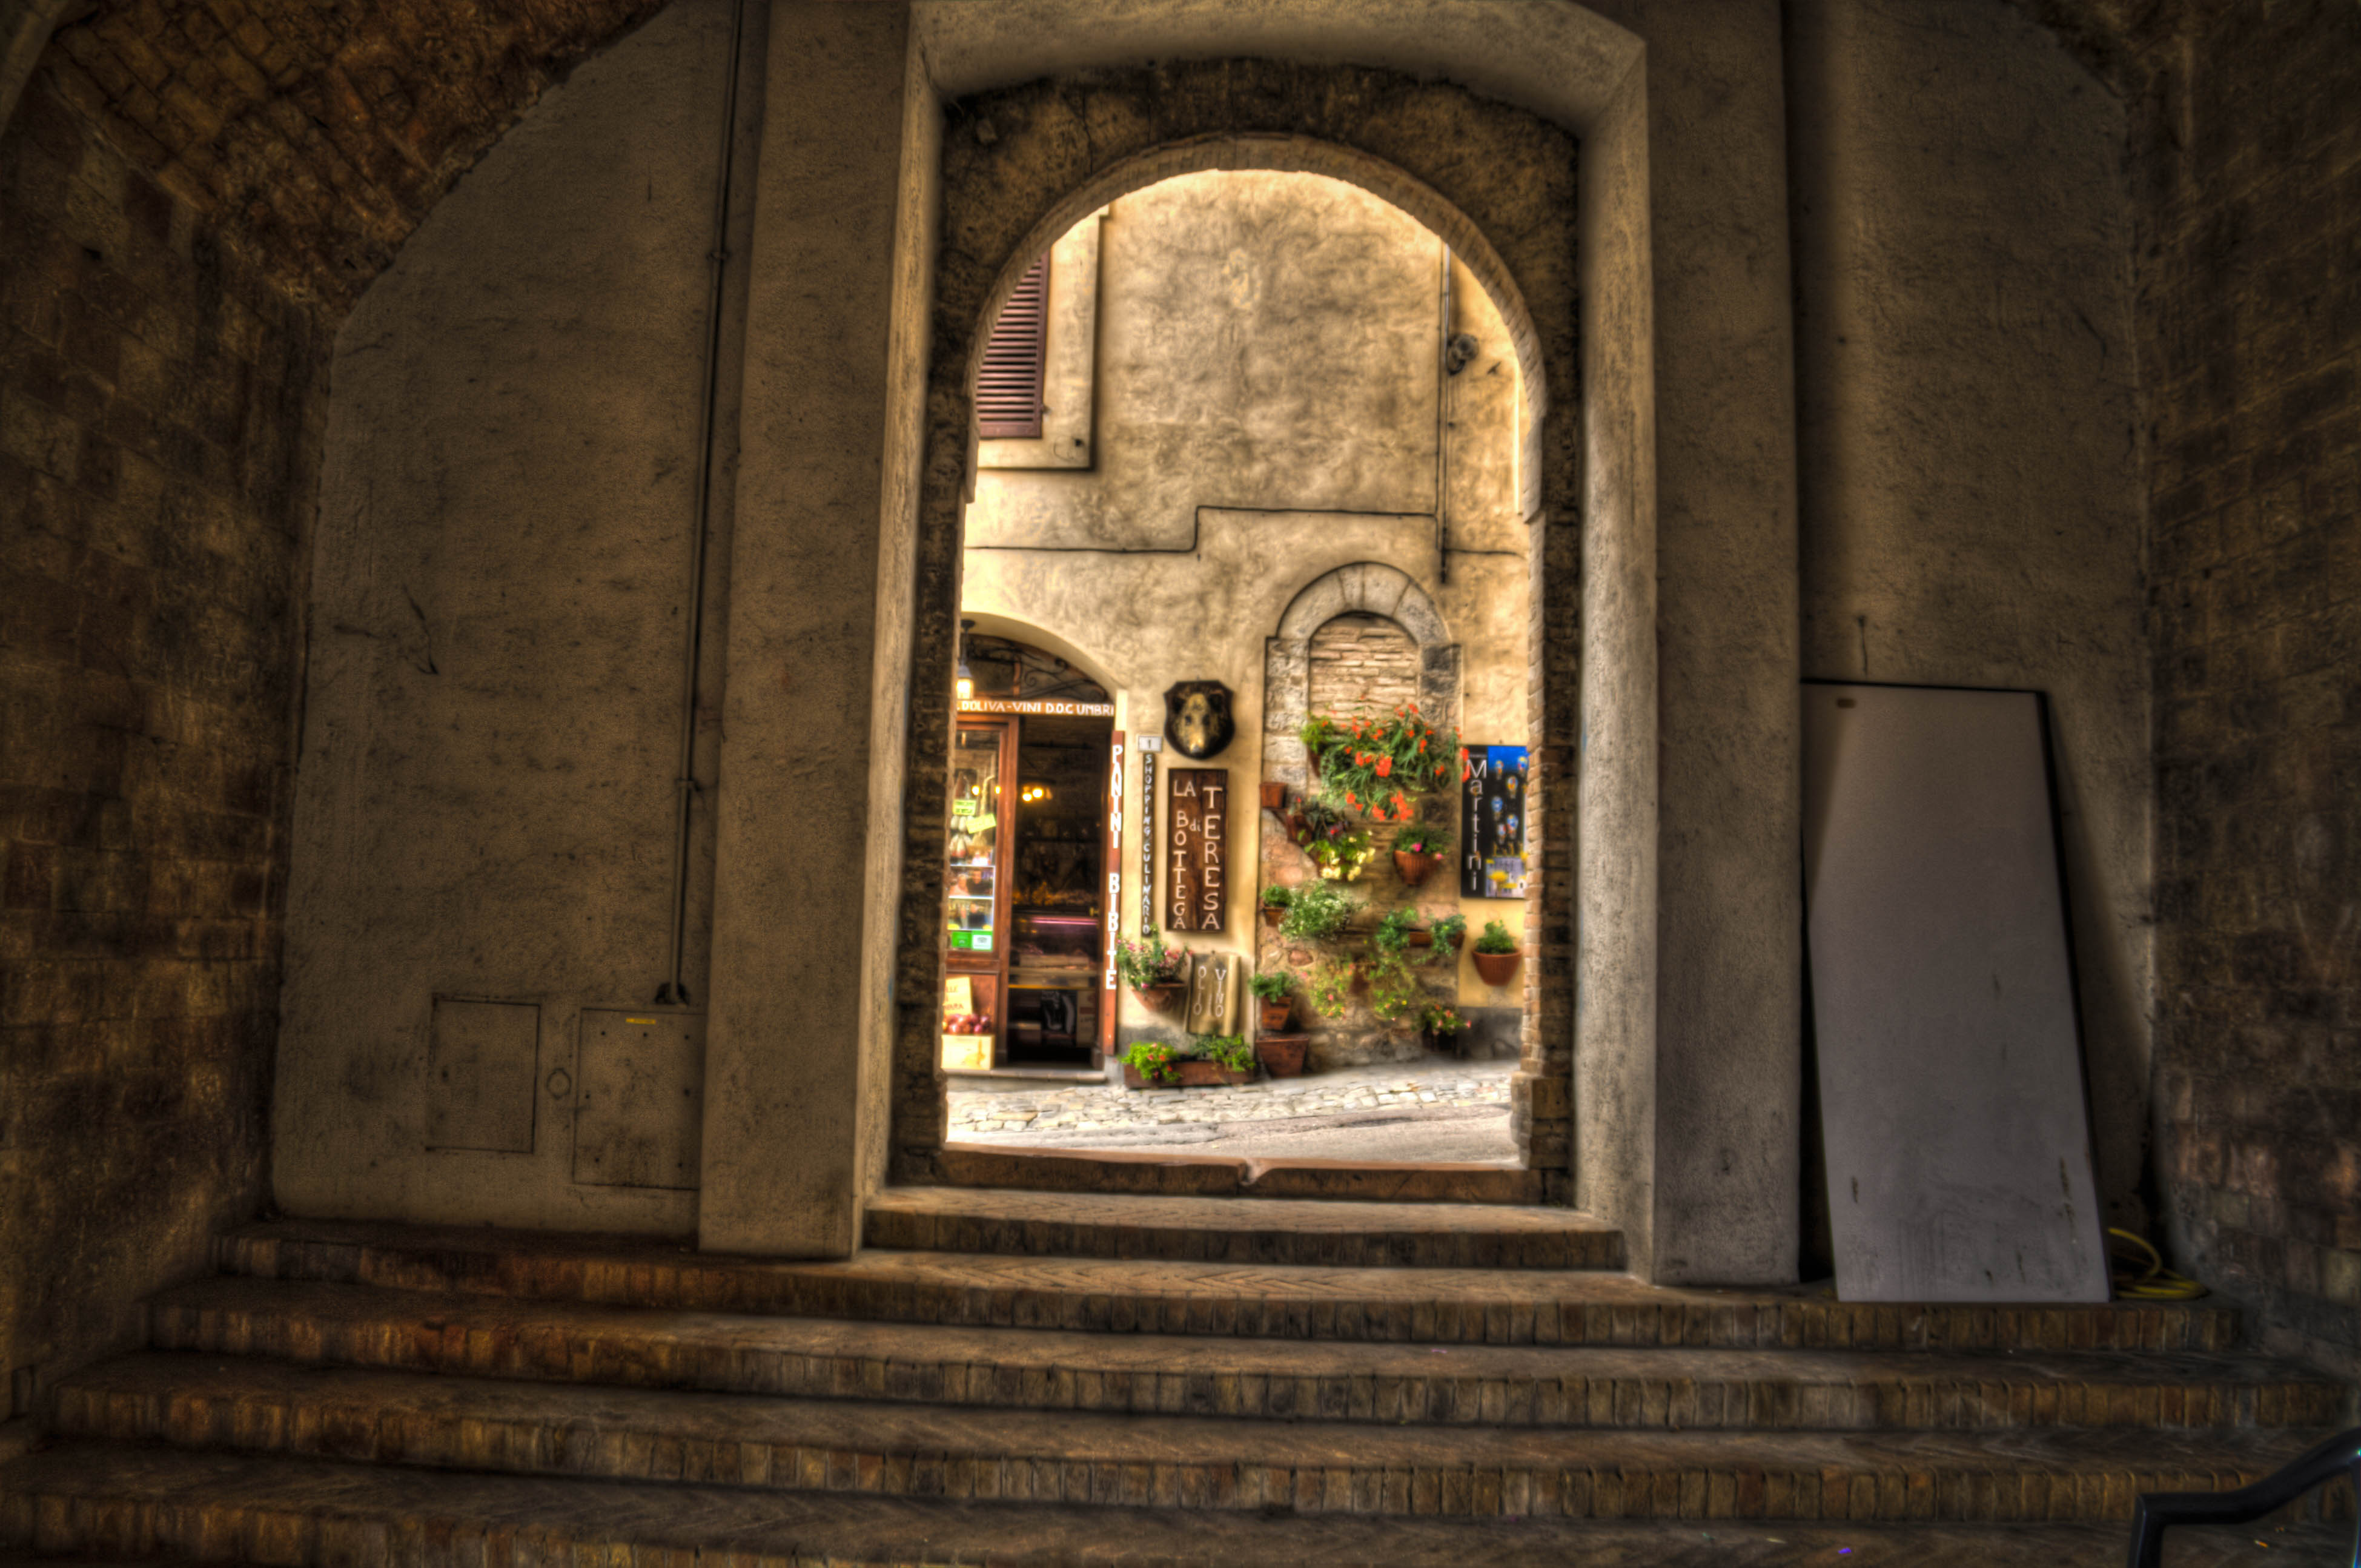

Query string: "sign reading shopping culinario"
[[1165, 767, 1228, 932]]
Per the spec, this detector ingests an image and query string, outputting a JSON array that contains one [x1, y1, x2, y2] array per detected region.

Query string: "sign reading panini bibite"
[[1165, 768, 1228, 933]]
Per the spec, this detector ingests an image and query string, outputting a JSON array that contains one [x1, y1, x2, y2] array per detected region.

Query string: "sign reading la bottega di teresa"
[[1165, 768, 1228, 932]]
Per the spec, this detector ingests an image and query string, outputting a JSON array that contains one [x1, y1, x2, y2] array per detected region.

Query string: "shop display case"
[[939, 707, 1114, 1071]]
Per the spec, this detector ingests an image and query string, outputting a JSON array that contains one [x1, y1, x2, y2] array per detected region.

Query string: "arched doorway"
[[889, 68, 1585, 1196]]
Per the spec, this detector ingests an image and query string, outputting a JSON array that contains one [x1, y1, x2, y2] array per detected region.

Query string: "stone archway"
[[886, 58, 1608, 1216]]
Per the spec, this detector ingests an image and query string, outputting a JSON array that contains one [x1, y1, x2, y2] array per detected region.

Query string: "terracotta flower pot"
[[1472, 950, 1522, 988], [1258, 997, 1293, 1032], [1392, 850, 1443, 888], [1260, 781, 1289, 812], [1255, 1034, 1308, 1077], [1131, 982, 1187, 1014], [1125, 1060, 1254, 1088], [1259, 903, 1286, 928]]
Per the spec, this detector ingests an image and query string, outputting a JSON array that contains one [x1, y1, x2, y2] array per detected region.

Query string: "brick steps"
[[148, 1278, 2342, 1431], [47, 1354, 2342, 1524], [219, 1220, 2241, 1351], [0, 1444, 2345, 1566], [1, 1217, 2343, 1565], [859, 1185, 1626, 1269]]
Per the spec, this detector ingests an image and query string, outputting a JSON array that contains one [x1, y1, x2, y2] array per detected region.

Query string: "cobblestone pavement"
[[948, 1057, 1514, 1140]]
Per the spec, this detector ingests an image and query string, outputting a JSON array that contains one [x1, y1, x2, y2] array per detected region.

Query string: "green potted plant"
[[1309, 954, 1357, 1020], [1366, 908, 1426, 1024], [1419, 1001, 1473, 1056], [1428, 912, 1466, 964], [1292, 799, 1374, 880], [1472, 919, 1522, 988], [1119, 1039, 1181, 1087], [1298, 704, 1460, 825], [1278, 880, 1361, 943], [1194, 1033, 1257, 1084], [1249, 964, 1308, 1077], [1114, 931, 1187, 1013], [1258, 883, 1294, 928], [1390, 818, 1451, 888], [1249, 967, 1295, 1032]]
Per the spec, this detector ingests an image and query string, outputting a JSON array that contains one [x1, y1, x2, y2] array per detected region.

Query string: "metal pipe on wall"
[[655, 0, 752, 1006]]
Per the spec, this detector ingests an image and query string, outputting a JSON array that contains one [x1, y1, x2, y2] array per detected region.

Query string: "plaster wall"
[[1787, 0, 2150, 1231], [1584, 0, 1803, 1284], [959, 171, 1529, 1059], [273, 0, 752, 1229], [698, 0, 927, 1255]]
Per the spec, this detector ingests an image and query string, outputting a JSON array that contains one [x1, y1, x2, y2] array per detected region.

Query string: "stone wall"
[[2132, 0, 2361, 1377], [270, 0, 743, 1235], [1308, 616, 1420, 718], [1262, 583, 1466, 1071], [0, 73, 325, 1411]]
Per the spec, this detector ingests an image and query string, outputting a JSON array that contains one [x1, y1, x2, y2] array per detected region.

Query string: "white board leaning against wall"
[[1802, 683, 2110, 1304]]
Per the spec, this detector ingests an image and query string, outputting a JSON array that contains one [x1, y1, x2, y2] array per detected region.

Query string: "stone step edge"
[[10, 1444, 2337, 1568], [50, 1357, 2342, 1524], [933, 1145, 1546, 1203], [144, 1281, 2340, 1432], [860, 1189, 1627, 1269], [214, 1226, 2244, 1353]]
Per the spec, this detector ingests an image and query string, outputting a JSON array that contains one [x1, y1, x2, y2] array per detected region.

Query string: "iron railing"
[[2127, 1426, 2360, 1567]]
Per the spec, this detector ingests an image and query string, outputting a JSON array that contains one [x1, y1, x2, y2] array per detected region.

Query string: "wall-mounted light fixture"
[[956, 618, 976, 701]]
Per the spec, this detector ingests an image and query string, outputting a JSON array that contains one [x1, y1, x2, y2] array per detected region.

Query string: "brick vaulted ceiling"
[[27, 0, 2165, 316], [34, 0, 667, 308]]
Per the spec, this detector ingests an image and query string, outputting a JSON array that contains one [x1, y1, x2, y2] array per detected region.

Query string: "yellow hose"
[[2108, 1226, 2208, 1300]]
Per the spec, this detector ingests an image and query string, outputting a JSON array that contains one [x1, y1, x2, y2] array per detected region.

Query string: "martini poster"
[[1459, 745, 1529, 899]]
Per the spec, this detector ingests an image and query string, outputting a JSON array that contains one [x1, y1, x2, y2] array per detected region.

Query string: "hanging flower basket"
[[1392, 850, 1443, 887], [1472, 951, 1522, 988], [1131, 982, 1187, 1014], [1299, 705, 1460, 824]]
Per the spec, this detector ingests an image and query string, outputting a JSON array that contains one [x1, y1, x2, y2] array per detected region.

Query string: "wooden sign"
[[1165, 767, 1228, 932], [959, 698, 1116, 716]]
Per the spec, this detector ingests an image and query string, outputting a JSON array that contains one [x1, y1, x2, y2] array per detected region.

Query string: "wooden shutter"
[[976, 254, 1049, 439]]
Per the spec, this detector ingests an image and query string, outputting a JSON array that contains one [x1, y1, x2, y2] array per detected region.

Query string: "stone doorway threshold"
[[935, 1143, 1542, 1205], [945, 1065, 1106, 1086], [935, 1057, 1531, 1204]]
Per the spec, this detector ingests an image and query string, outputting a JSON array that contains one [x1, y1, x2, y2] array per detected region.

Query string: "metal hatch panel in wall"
[[572, 1009, 704, 1189], [1801, 683, 2109, 1303], [425, 998, 540, 1153]]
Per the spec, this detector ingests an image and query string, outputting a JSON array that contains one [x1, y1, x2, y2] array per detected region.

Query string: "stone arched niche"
[[1260, 565, 1470, 1070], [1264, 563, 1459, 785]]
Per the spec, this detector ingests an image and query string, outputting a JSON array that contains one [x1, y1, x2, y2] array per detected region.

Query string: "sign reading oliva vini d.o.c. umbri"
[[1165, 767, 1228, 933]]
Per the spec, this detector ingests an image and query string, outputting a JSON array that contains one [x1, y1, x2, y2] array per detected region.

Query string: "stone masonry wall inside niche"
[[0, 76, 326, 1408], [1310, 615, 1420, 715], [1261, 572, 1463, 1070], [2138, 0, 2361, 1377]]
